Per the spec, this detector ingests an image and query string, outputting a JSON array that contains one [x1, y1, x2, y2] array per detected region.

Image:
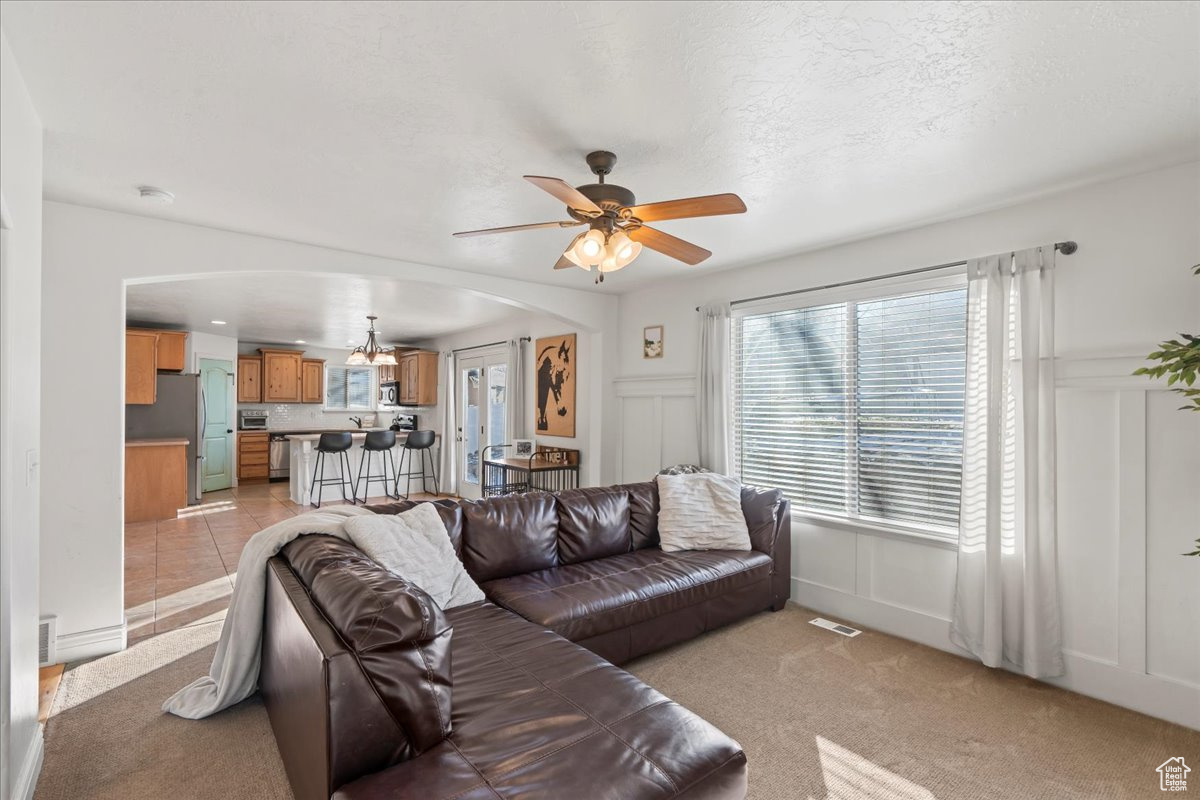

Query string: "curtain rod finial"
[[1056, 241, 1078, 255]]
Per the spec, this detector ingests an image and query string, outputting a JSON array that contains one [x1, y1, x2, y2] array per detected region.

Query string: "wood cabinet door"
[[125, 330, 159, 404], [398, 354, 414, 404], [237, 356, 262, 403], [301, 359, 325, 403], [154, 331, 188, 371], [416, 351, 438, 405], [261, 349, 302, 403]]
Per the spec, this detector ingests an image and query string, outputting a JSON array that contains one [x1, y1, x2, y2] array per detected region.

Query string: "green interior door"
[[200, 358, 235, 492]]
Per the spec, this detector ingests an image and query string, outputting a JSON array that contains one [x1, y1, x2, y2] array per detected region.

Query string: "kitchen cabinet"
[[125, 439, 189, 522], [260, 348, 303, 403], [301, 358, 325, 404], [153, 330, 188, 371], [237, 356, 263, 403], [377, 349, 402, 383], [125, 330, 159, 404], [400, 350, 438, 406], [238, 431, 269, 482]]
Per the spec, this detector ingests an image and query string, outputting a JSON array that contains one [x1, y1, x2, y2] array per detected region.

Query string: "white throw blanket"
[[163, 505, 374, 719]]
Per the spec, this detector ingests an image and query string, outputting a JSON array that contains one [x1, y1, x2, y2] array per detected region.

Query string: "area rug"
[[36, 607, 1198, 799]]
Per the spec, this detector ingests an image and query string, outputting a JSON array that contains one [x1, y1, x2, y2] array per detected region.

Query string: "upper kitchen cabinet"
[[152, 330, 188, 371], [377, 348, 402, 383], [125, 330, 159, 404], [301, 358, 325, 404], [260, 348, 303, 403], [237, 355, 263, 403], [399, 350, 438, 406]]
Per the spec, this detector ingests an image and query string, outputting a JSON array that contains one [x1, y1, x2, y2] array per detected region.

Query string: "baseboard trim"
[[12, 723, 44, 800], [55, 621, 126, 663], [792, 577, 1199, 731]]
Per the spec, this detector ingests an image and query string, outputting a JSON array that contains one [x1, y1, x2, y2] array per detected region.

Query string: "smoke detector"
[[137, 186, 175, 204]]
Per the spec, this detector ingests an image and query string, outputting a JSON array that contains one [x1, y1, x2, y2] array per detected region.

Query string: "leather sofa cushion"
[[332, 601, 747, 800], [481, 548, 772, 643], [461, 492, 559, 582], [741, 485, 784, 554], [626, 481, 661, 549], [554, 486, 632, 565], [282, 535, 454, 758]]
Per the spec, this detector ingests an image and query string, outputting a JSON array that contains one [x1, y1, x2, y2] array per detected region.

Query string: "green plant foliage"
[[1134, 265, 1199, 556], [1133, 264, 1200, 413]]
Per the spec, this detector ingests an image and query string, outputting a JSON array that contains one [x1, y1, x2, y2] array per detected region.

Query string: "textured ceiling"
[[126, 274, 525, 348], [3, 1, 1198, 292]]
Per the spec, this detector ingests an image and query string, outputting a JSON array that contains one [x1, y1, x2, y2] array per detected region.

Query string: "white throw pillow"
[[345, 503, 485, 609], [656, 472, 751, 552]]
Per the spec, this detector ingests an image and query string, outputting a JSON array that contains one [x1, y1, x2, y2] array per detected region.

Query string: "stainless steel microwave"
[[379, 381, 400, 407]]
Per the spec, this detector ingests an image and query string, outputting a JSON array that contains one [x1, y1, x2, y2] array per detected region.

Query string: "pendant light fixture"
[[346, 315, 398, 366]]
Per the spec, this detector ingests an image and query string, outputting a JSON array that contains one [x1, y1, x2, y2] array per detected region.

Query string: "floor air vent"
[[38, 616, 57, 666], [809, 617, 862, 638]]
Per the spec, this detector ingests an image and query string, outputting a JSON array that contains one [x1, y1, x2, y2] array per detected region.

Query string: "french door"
[[457, 350, 508, 500]]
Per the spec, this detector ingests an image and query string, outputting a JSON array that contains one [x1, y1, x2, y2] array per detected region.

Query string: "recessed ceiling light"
[[295, 340, 306, 344], [137, 186, 175, 204], [211, 320, 227, 325]]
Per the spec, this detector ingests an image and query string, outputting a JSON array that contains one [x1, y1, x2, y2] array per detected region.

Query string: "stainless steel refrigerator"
[[125, 373, 203, 505]]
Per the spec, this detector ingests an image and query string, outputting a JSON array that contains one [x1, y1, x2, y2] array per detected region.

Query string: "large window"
[[325, 365, 374, 410], [733, 279, 967, 537]]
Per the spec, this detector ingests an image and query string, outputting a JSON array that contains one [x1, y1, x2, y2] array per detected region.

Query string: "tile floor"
[[123, 481, 441, 645]]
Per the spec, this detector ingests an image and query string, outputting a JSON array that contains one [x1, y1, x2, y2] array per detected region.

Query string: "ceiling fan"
[[452, 151, 746, 282]]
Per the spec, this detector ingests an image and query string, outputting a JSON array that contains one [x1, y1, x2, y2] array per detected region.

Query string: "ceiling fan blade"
[[628, 225, 712, 265], [452, 220, 582, 238], [524, 176, 602, 214], [627, 193, 746, 222], [554, 254, 575, 270]]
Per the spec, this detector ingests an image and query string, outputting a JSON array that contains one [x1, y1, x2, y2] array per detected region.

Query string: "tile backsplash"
[[238, 403, 420, 431]]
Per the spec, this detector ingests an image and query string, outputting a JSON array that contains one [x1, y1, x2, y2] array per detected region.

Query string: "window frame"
[[323, 364, 376, 412], [731, 269, 968, 543]]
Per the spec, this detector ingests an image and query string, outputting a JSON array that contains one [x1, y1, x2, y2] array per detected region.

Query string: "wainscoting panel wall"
[[616, 356, 1199, 728], [614, 375, 698, 483]]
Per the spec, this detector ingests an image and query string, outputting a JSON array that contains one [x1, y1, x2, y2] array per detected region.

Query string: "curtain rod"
[[452, 337, 530, 354], [696, 240, 1079, 311]]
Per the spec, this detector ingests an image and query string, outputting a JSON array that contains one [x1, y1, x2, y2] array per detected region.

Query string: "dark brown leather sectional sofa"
[[261, 480, 791, 800]]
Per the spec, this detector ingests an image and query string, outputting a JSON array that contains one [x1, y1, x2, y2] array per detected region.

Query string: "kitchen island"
[[286, 431, 440, 505], [125, 438, 190, 522]]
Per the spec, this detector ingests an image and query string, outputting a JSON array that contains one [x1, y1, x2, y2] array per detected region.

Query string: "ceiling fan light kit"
[[453, 151, 746, 283]]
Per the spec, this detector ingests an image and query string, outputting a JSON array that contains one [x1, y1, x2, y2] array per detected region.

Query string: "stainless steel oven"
[[238, 409, 269, 430]]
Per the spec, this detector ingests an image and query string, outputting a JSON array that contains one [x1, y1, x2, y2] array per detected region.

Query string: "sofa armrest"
[[740, 487, 791, 611]]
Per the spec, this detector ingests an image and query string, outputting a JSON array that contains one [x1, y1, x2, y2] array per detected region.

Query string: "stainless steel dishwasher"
[[268, 433, 290, 480]]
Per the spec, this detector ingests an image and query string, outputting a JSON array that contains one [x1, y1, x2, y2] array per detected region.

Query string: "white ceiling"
[[3, 1, 1198, 292], [126, 274, 525, 348]]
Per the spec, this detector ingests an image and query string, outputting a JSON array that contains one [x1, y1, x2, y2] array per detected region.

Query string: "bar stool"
[[353, 430, 398, 504], [309, 432, 355, 508], [394, 430, 439, 499]]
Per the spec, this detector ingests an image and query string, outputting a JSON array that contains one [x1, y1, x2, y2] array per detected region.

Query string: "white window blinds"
[[733, 283, 967, 536], [325, 366, 374, 410]]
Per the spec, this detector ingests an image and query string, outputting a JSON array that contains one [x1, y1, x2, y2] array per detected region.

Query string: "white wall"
[[0, 29, 44, 800], [615, 162, 1200, 728], [39, 202, 619, 658], [419, 313, 601, 488]]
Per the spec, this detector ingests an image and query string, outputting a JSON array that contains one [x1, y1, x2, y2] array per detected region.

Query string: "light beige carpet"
[[37, 607, 1198, 800]]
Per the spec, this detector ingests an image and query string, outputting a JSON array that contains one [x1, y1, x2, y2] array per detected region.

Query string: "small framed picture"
[[643, 325, 664, 359], [512, 439, 534, 457]]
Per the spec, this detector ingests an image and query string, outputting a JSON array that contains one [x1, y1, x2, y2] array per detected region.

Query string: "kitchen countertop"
[[126, 437, 190, 447], [239, 427, 389, 435], [284, 430, 436, 441]]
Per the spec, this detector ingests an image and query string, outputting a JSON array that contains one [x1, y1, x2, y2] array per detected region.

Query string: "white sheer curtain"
[[507, 337, 527, 440], [697, 302, 732, 474], [439, 351, 457, 496], [950, 246, 1063, 678]]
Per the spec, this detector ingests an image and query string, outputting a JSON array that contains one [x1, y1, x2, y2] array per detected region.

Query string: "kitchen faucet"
[[349, 416, 364, 429]]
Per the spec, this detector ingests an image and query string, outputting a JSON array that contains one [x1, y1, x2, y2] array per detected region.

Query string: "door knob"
[[226, 429, 233, 434]]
